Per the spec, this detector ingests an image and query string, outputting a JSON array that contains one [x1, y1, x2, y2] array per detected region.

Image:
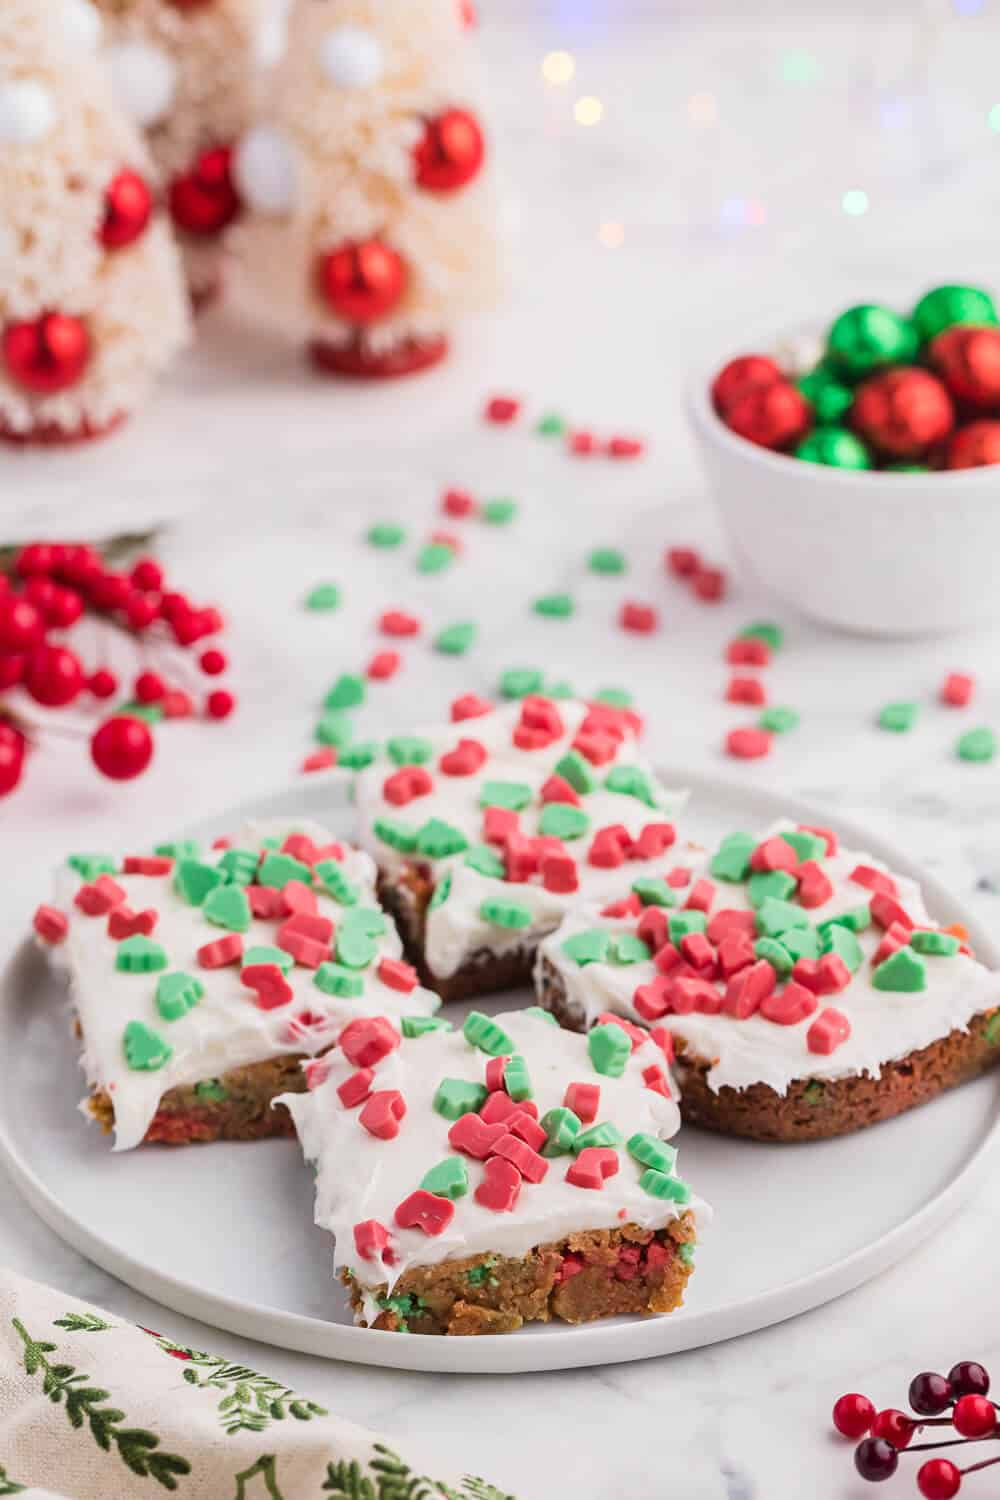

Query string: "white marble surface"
[[4, 6, 1000, 1497]]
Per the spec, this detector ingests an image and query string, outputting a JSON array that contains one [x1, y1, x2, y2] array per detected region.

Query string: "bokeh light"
[[574, 95, 604, 126], [542, 50, 576, 86], [842, 188, 870, 216], [598, 221, 625, 248]]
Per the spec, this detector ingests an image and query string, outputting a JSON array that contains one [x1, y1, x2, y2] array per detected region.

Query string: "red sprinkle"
[[941, 672, 974, 707], [726, 638, 770, 666], [568, 429, 598, 456], [340, 1017, 401, 1069], [33, 904, 68, 943], [566, 1146, 620, 1190], [792, 954, 851, 995], [665, 547, 701, 578], [800, 823, 838, 856], [870, 892, 914, 932], [377, 957, 418, 993], [619, 601, 659, 634], [491, 1133, 548, 1184], [451, 693, 494, 721], [850, 865, 898, 898], [247, 884, 285, 919], [275, 926, 330, 970], [796, 860, 834, 909], [162, 689, 195, 719], [563, 1082, 600, 1124], [750, 836, 798, 874], [483, 805, 519, 845], [807, 1007, 851, 1055], [484, 1056, 509, 1092], [198, 935, 244, 969], [449, 1112, 507, 1159], [337, 1069, 374, 1109], [631, 822, 676, 860], [724, 960, 776, 1019], [684, 877, 716, 913], [439, 738, 488, 777], [354, 1220, 394, 1263], [480, 1089, 517, 1123], [383, 766, 433, 806], [708, 908, 757, 943], [693, 567, 726, 602], [380, 610, 421, 638], [367, 651, 401, 681], [540, 774, 581, 806], [633, 976, 671, 1021], [241, 961, 293, 1009], [302, 748, 337, 774], [108, 906, 158, 940], [717, 931, 755, 977], [726, 727, 772, 759], [507, 1110, 546, 1151], [485, 395, 520, 425], [608, 435, 645, 459], [74, 875, 126, 916], [541, 852, 579, 894], [122, 855, 173, 876], [360, 1089, 407, 1141], [442, 488, 477, 518], [394, 1188, 454, 1235], [759, 981, 817, 1026], [474, 1156, 522, 1212], [727, 675, 767, 706]]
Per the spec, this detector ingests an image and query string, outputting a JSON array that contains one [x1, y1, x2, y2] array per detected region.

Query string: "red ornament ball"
[[929, 325, 1000, 411], [316, 240, 406, 324], [91, 715, 154, 781], [851, 367, 955, 459], [24, 645, 85, 707], [100, 168, 153, 250], [711, 354, 783, 414], [199, 647, 227, 676], [134, 670, 166, 704], [15, 543, 57, 577], [125, 591, 159, 631], [722, 380, 810, 451], [0, 723, 25, 798], [169, 145, 241, 238], [832, 1393, 875, 1439], [47, 586, 83, 629], [2, 313, 91, 395], [917, 1460, 962, 1500], [130, 556, 164, 592], [945, 419, 1000, 469], [206, 688, 235, 720], [870, 1408, 915, 1449], [88, 668, 118, 700], [952, 1393, 996, 1438], [414, 109, 485, 193], [0, 596, 45, 653]]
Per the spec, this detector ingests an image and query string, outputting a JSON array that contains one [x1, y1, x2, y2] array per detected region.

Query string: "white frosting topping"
[[105, 40, 177, 129], [233, 125, 298, 216], [280, 1010, 702, 1311], [538, 821, 1000, 1097], [354, 700, 686, 978], [0, 79, 57, 145], [49, 819, 439, 1152], [318, 25, 385, 89]]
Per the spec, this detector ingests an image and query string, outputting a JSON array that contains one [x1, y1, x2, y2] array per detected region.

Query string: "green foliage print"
[[149, 1337, 328, 1436], [0, 1464, 25, 1495], [323, 1445, 517, 1500], [53, 1311, 112, 1333], [11, 1319, 191, 1491]]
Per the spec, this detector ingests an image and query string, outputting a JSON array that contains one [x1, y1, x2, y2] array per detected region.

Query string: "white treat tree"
[[95, 0, 265, 304], [0, 0, 189, 444], [233, 0, 500, 377]]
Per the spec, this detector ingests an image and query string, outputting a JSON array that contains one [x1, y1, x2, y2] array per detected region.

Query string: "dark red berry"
[[953, 1393, 996, 1438], [910, 1372, 953, 1415], [871, 1409, 914, 1448], [854, 1437, 898, 1482], [833, 1393, 876, 1438], [91, 715, 154, 781], [88, 668, 118, 700], [917, 1459, 961, 1500], [948, 1362, 990, 1398]]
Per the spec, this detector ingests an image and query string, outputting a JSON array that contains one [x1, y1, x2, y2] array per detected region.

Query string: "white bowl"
[[686, 362, 1000, 637]]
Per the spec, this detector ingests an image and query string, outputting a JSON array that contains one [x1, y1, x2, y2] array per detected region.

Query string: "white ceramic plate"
[[2, 773, 998, 1375]]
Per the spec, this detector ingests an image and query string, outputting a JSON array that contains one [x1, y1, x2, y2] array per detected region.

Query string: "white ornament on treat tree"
[[233, 0, 501, 378], [105, 39, 178, 128], [0, 3, 189, 445]]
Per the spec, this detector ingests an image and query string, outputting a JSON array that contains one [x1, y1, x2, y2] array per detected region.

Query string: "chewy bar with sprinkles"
[[36, 819, 440, 1151], [279, 1008, 704, 1335], [536, 821, 1000, 1142], [353, 697, 686, 1002]]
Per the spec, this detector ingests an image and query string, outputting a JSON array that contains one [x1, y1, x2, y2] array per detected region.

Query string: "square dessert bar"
[[279, 1007, 703, 1335], [353, 695, 685, 1002], [35, 819, 440, 1150], [537, 820, 1000, 1141]]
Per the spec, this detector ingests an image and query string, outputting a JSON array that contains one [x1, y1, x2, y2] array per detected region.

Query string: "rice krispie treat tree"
[[94, 0, 265, 305], [233, 0, 500, 378], [0, 1, 189, 444]]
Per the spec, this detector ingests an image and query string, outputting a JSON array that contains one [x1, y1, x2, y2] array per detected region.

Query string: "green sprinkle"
[[244, 944, 294, 973], [594, 686, 633, 708], [640, 1169, 691, 1204], [156, 839, 199, 861], [306, 583, 341, 611], [588, 1022, 630, 1078], [373, 817, 417, 854], [547, 679, 577, 699], [872, 946, 927, 993], [985, 1012, 1000, 1046], [315, 711, 354, 749], [115, 935, 169, 974], [754, 937, 793, 976], [339, 741, 378, 770], [554, 750, 596, 794], [174, 858, 224, 907], [668, 910, 708, 942], [540, 1107, 581, 1156], [335, 929, 377, 970], [679, 1243, 696, 1266], [604, 765, 657, 807], [958, 728, 997, 763], [781, 926, 821, 961], [387, 735, 433, 766], [803, 1080, 826, 1105], [499, 667, 544, 699], [195, 1079, 227, 1102], [537, 412, 566, 436], [574, 1121, 624, 1152], [748, 869, 797, 908], [416, 818, 469, 859], [710, 831, 756, 882], [258, 851, 312, 889], [480, 897, 532, 929], [466, 1257, 499, 1287], [464, 844, 506, 878], [217, 848, 259, 886], [740, 621, 784, 651], [155, 971, 204, 1022], [879, 701, 920, 733], [314, 963, 364, 998], [525, 1005, 559, 1026], [533, 593, 574, 619], [123, 1020, 172, 1072], [340, 908, 386, 939], [401, 1016, 452, 1038], [433, 1078, 489, 1120], [479, 780, 533, 810], [367, 522, 405, 548], [759, 706, 800, 735], [821, 925, 864, 972], [429, 870, 453, 909], [325, 673, 366, 710], [561, 928, 611, 966], [627, 1133, 677, 1174], [610, 933, 652, 965], [420, 1157, 469, 1200], [417, 541, 454, 574], [632, 877, 675, 908], [910, 930, 961, 956], [817, 905, 870, 937], [538, 803, 590, 840], [435, 622, 477, 656], [755, 898, 809, 939], [588, 547, 626, 575], [202, 884, 252, 933], [68, 853, 116, 879], [780, 830, 826, 863], [482, 498, 517, 525], [116, 700, 163, 724], [504, 1055, 533, 1101], [314, 859, 359, 905], [463, 1011, 515, 1056]]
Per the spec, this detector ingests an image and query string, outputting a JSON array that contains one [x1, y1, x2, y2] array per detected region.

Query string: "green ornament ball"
[[795, 428, 872, 470], [797, 362, 854, 425], [826, 305, 919, 380], [912, 284, 999, 343]]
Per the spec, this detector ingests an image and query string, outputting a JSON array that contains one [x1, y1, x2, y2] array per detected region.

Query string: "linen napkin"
[[0, 1269, 517, 1500]]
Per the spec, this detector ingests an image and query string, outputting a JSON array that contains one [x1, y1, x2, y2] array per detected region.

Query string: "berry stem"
[[908, 1436, 1000, 1454]]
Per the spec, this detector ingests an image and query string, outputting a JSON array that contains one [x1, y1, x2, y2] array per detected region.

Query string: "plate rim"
[[2, 768, 998, 1375]]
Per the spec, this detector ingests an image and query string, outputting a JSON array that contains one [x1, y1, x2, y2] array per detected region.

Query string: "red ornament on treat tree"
[[91, 715, 154, 781], [946, 419, 1000, 468], [711, 354, 783, 414], [723, 380, 810, 450], [851, 367, 955, 459], [24, 645, 85, 708], [2, 313, 90, 395], [169, 146, 242, 238], [414, 109, 486, 193], [317, 240, 407, 324], [100, 169, 154, 250], [930, 325, 1000, 411], [0, 596, 45, 653]]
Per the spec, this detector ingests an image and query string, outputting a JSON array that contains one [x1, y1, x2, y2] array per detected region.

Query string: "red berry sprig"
[[833, 1362, 1000, 1497], [0, 540, 237, 796]]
